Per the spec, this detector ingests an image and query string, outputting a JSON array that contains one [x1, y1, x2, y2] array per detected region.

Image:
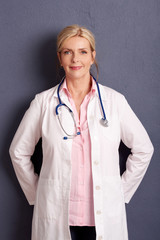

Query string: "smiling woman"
[[58, 36, 95, 83], [57, 24, 98, 78], [9, 24, 154, 240]]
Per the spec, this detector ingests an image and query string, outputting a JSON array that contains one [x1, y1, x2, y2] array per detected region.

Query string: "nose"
[[72, 52, 79, 63]]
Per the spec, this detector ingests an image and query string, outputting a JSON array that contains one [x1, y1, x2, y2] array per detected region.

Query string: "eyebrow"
[[62, 48, 89, 51]]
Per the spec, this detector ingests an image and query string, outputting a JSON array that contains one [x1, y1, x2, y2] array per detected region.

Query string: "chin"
[[66, 71, 89, 80]]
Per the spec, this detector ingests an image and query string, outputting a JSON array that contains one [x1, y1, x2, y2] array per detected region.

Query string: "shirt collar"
[[61, 77, 96, 99]]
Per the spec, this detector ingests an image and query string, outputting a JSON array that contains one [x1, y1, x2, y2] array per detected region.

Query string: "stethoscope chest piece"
[[100, 118, 109, 127]]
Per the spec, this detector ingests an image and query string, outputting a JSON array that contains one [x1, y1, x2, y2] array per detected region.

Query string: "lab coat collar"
[[52, 78, 108, 102]]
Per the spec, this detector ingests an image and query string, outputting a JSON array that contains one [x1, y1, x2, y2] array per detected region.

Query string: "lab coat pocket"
[[35, 178, 63, 220], [103, 176, 125, 222], [100, 117, 120, 144]]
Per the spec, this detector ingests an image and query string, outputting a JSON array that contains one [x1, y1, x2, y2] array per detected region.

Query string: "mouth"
[[69, 66, 82, 70]]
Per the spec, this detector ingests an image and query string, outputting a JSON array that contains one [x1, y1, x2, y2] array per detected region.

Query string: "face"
[[58, 36, 96, 80]]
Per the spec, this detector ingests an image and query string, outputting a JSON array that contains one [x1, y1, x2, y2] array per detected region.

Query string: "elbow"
[[149, 142, 154, 158], [132, 140, 154, 164], [9, 140, 17, 161], [9, 143, 14, 159], [143, 141, 154, 163]]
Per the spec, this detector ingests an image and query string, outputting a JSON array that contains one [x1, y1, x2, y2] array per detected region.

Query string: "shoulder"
[[99, 83, 125, 102], [27, 85, 58, 113], [36, 85, 57, 99], [98, 84, 129, 118], [33, 85, 58, 105]]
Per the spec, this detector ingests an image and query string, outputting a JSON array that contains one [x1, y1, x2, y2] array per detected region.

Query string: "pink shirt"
[[62, 78, 96, 226]]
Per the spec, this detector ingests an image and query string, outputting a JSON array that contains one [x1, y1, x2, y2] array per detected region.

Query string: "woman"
[[9, 24, 154, 240]]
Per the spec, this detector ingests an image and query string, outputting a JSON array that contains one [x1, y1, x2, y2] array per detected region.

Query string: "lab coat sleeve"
[[9, 95, 42, 205], [120, 96, 154, 204]]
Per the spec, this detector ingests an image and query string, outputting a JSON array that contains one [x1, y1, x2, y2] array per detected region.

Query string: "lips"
[[70, 66, 82, 70]]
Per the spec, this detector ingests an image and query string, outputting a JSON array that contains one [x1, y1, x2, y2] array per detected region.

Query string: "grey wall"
[[1, 0, 160, 239]]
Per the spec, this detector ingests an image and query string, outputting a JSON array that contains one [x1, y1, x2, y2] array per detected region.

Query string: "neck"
[[66, 73, 92, 98]]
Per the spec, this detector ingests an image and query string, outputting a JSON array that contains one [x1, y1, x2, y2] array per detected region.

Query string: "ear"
[[91, 50, 96, 64], [57, 52, 62, 66]]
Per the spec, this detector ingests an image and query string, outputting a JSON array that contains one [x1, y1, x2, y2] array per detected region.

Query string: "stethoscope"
[[55, 75, 108, 140]]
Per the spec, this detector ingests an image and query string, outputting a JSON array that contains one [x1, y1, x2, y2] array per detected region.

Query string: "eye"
[[63, 50, 72, 55], [81, 50, 87, 54]]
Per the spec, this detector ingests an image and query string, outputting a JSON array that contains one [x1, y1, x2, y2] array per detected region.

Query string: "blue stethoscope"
[[56, 75, 108, 140]]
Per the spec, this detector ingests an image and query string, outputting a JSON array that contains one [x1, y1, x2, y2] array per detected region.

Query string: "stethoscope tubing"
[[55, 75, 108, 139], [91, 75, 107, 122]]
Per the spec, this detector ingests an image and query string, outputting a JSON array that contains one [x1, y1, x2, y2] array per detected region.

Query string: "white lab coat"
[[9, 83, 154, 240]]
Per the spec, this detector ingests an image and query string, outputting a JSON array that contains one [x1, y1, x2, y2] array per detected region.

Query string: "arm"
[[120, 96, 154, 203], [9, 95, 41, 205]]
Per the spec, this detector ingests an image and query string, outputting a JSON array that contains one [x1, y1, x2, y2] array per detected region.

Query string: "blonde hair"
[[57, 24, 99, 79]]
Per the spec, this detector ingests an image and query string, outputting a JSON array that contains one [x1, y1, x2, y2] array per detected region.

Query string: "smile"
[[70, 66, 82, 70]]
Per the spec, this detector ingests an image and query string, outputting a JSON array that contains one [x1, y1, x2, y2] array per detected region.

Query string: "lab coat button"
[[98, 236, 103, 240], [94, 161, 99, 165], [90, 116, 94, 121], [96, 210, 102, 215], [95, 186, 101, 190]]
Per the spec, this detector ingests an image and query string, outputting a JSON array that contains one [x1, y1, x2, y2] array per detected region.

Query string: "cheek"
[[60, 54, 71, 63], [85, 55, 94, 65], [61, 58, 70, 67], [84, 59, 93, 68]]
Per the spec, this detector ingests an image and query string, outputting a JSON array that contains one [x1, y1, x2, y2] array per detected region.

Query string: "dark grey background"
[[0, 0, 159, 239]]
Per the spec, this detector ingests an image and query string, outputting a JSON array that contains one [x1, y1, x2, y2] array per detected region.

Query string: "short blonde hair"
[[57, 24, 99, 79]]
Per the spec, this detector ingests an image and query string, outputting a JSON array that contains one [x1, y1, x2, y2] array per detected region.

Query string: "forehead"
[[62, 36, 91, 49]]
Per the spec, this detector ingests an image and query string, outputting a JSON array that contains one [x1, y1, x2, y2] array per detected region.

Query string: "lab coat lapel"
[[53, 84, 73, 110], [53, 84, 73, 179]]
